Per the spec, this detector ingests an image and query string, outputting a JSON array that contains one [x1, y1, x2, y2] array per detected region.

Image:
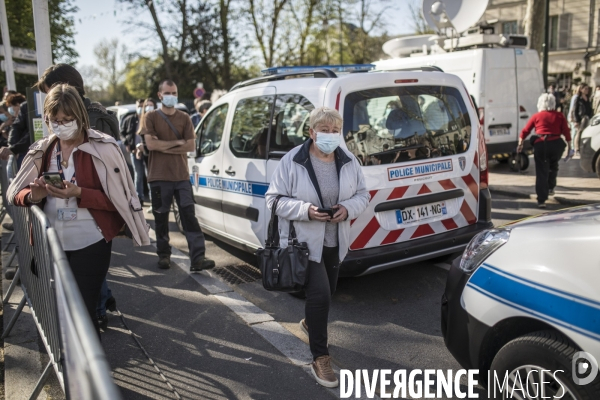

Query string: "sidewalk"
[[488, 155, 600, 205]]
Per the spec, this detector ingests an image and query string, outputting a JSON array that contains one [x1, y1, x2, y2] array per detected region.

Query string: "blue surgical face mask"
[[161, 95, 178, 108], [8, 107, 15, 116], [145, 105, 154, 113], [0, 114, 8, 122], [315, 132, 341, 154]]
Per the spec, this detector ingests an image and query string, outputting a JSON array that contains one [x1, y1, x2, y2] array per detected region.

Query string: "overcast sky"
[[72, 0, 416, 69]]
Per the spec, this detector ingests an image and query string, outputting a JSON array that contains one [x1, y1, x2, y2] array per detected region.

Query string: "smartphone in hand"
[[42, 172, 65, 189], [317, 208, 334, 218]]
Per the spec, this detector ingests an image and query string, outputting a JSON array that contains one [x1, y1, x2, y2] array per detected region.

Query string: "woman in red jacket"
[[8, 84, 150, 334], [518, 93, 572, 208]]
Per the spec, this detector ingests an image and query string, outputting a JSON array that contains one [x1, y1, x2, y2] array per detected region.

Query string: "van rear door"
[[516, 49, 544, 134], [484, 49, 518, 152], [332, 72, 480, 252]]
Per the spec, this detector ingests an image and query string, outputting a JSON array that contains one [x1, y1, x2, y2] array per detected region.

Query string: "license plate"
[[396, 201, 447, 224], [490, 128, 510, 136]]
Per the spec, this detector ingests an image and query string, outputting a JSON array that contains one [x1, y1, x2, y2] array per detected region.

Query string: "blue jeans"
[[131, 153, 149, 202], [96, 279, 112, 317]]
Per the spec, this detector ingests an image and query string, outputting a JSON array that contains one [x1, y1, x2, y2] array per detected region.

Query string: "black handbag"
[[256, 195, 309, 292]]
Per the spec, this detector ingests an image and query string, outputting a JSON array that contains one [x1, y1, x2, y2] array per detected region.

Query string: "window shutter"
[[558, 13, 571, 49]]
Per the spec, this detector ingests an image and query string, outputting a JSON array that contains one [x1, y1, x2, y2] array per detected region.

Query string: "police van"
[[442, 206, 600, 397], [181, 65, 493, 276]]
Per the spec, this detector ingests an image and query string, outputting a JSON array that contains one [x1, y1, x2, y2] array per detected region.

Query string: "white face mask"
[[145, 105, 155, 112], [52, 122, 79, 140]]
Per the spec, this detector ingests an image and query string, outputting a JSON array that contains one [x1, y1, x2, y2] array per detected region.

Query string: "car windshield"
[[343, 86, 472, 166]]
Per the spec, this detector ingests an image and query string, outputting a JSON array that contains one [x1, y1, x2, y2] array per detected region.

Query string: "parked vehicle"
[[442, 205, 600, 398], [177, 65, 493, 277], [374, 34, 544, 171], [579, 114, 600, 178], [107, 102, 190, 126]]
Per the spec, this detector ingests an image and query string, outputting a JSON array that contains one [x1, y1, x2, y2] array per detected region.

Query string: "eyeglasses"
[[46, 119, 76, 130]]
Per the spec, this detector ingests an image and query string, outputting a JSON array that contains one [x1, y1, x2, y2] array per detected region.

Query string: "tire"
[[489, 330, 600, 400], [172, 203, 184, 234], [509, 152, 530, 172]]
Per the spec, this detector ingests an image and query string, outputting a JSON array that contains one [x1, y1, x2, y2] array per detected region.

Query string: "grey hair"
[[537, 93, 556, 112], [309, 106, 343, 130]]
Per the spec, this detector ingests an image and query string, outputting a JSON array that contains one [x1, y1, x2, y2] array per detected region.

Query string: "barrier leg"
[[2, 266, 20, 304], [3, 231, 15, 251], [28, 360, 53, 400], [2, 295, 26, 339], [0, 208, 6, 224], [3, 245, 17, 269]]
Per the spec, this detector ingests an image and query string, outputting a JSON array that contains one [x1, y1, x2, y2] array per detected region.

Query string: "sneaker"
[[311, 355, 338, 388], [190, 257, 216, 272], [158, 256, 171, 269], [146, 206, 153, 214], [538, 203, 547, 209], [105, 296, 117, 312], [548, 189, 555, 196], [2, 222, 13, 231], [299, 319, 309, 337], [98, 315, 108, 331]]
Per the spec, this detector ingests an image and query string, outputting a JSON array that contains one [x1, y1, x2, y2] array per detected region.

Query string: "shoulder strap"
[[156, 109, 182, 140], [266, 195, 284, 246]]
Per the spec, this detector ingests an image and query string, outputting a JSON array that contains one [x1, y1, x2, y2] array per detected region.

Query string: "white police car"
[[181, 64, 493, 276], [442, 205, 600, 398], [579, 114, 600, 179]]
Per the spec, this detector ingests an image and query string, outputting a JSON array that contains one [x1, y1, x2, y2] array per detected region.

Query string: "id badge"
[[58, 208, 77, 221]]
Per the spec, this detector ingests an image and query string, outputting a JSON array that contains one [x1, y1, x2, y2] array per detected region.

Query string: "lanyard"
[[55, 141, 76, 184]]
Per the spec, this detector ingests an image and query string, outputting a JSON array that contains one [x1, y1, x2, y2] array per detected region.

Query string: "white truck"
[[374, 34, 545, 169]]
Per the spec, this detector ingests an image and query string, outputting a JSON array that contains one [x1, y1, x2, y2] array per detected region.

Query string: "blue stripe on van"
[[466, 263, 600, 341], [193, 175, 269, 198]]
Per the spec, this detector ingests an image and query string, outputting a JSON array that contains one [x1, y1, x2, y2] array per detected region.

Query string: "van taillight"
[[335, 91, 341, 111], [478, 107, 484, 126], [394, 79, 418, 83], [478, 125, 488, 189]]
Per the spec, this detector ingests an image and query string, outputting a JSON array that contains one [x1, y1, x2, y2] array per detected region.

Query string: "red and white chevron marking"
[[349, 152, 480, 251]]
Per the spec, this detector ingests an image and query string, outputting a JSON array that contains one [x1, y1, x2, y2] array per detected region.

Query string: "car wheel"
[[595, 155, 600, 180], [489, 330, 600, 400], [172, 203, 185, 234], [508, 152, 530, 172]]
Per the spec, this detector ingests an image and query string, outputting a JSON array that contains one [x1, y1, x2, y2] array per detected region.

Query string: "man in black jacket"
[[120, 99, 144, 150]]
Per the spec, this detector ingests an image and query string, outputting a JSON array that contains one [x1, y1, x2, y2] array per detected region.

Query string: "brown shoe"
[[311, 355, 338, 388]]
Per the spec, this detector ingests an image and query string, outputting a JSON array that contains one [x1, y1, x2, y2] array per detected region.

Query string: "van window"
[[343, 86, 472, 166], [230, 95, 275, 159], [197, 103, 229, 156], [269, 94, 314, 154]]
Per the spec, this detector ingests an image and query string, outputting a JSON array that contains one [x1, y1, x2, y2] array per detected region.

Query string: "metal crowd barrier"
[[2, 205, 122, 400]]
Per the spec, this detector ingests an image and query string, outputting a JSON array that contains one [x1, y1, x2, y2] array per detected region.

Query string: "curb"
[[489, 186, 596, 207]]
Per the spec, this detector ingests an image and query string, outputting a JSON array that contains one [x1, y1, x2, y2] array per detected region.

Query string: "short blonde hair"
[[309, 106, 343, 130], [537, 93, 556, 112], [44, 84, 90, 136]]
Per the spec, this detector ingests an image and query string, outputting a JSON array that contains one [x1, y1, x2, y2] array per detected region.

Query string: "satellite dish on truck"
[[422, 0, 489, 35]]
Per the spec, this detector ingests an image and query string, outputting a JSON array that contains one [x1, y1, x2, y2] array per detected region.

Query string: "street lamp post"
[[542, 0, 550, 88]]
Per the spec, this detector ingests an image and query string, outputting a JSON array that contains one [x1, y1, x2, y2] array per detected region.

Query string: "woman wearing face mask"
[[265, 107, 369, 388], [7, 84, 150, 334]]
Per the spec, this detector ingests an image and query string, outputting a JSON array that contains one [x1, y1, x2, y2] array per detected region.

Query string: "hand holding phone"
[[42, 172, 65, 189], [317, 208, 334, 218]]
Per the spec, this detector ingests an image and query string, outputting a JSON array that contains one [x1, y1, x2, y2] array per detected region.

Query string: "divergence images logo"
[[572, 351, 598, 386]]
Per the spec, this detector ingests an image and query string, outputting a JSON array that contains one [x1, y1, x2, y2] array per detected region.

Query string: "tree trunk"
[[145, 0, 173, 79], [524, 0, 546, 55]]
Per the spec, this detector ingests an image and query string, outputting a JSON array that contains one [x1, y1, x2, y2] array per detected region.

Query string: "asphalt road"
[[143, 193, 570, 399]]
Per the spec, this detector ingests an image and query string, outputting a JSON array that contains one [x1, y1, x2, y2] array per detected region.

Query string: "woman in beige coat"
[[8, 84, 150, 333]]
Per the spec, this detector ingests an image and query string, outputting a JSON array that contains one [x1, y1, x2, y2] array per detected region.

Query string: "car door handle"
[[520, 115, 529, 119], [225, 167, 236, 176], [210, 166, 219, 174]]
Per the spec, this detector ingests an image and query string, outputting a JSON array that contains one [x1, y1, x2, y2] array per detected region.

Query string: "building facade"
[[482, 0, 600, 88]]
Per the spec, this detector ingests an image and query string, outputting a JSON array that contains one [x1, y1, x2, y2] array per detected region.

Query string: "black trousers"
[[65, 239, 112, 335], [305, 246, 340, 360], [533, 139, 566, 204], [151, 180, 206, 264]]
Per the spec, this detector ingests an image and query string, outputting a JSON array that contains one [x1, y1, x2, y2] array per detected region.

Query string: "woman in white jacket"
[[265, 107, 369, 388]]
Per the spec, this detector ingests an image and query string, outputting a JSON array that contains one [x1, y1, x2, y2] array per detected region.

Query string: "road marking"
[[147, 227, 379, 400]]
